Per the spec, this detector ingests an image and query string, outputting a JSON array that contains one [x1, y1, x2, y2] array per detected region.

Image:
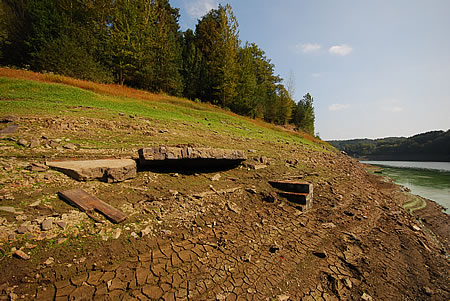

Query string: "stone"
[[277, 295, 290, 301], [0, 206, 18, 214], [63, 143, 77, 150], [29, 139, 41, 148], [0, 124, 18, 134], [322, 223, 337, 229], [14, 249, 30, 260], [44, 257, 55, 265], [138, 146, 247, 168], [17, 225, 30, 234], [56, 221, 67, 229], [41, 219, 53, 231], [211, 173, 221, 181], [361, 293, 373, 301], [140, 226, 152, 237], [226, 202, 241, 214], [46, 159, 137, 183], [17, 139, 29, 147], [112, 228, 122, 239]]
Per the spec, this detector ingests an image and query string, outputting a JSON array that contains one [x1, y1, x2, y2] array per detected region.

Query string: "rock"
[[63, 143, 77, 150], [17, 139, 28, 147], [141, 226, 152, 237], [245, 188, 257, 194], [226, 201, 241, 214], [46, 159, 137, 183], [361, 293, 373, 301], [41, 219, 53, 231], [261, 191, 278, 203], [17, 226, 29, 234], [57, 238, 68, 244], [44, 257, 55, 265], [277, 295, 290, 301], [29, 139, 41, 148], [0, 124, 18, 134], [112, 228, 122, 239], [138, 146, 247, 168], [322, 223, 337, 229], [130, 232, 139, 239], [411, 225, 421, 232], [211, 173, 221, 181], [424, 286, 433, 296], [29, 163, 48, 172], [0, 206, 22, 214], [56, 221, 67, 229], [14, 249, 30, 260]]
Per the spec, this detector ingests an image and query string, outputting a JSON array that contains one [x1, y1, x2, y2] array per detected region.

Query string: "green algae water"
[[362, 161, 450, 213]]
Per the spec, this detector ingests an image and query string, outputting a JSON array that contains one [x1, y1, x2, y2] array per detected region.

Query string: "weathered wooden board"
[[58, 189, 127, 223], [268, 180, 313, 194]]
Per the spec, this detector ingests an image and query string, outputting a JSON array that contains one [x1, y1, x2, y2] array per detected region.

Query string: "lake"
[[362, 161, 450, 213]]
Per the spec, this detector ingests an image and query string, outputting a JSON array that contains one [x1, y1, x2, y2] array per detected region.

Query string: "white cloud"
[[295, 43, 321, 54], [329, 104, 350, 111], [329, 44, 353, 56], [185, 0, 217, 19], [311, 73, 321, 78]]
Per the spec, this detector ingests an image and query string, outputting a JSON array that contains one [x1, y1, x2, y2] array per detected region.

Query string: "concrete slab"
[[46, 159, 137, 183], [138, 146, 246, 168]]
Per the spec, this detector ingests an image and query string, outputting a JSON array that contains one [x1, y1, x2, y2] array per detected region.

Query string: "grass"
[[0, 67, 333, 150]]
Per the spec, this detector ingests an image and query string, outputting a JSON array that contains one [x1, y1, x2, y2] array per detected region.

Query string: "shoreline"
[[365, 165, 449, 251]]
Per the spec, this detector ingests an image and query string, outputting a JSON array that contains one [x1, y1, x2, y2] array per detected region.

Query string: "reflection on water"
[[362, 161, 450, 213]]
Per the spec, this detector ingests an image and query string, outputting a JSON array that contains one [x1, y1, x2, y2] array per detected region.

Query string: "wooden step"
[[277, 192, 313, 210], [268, 180, 313, 194]]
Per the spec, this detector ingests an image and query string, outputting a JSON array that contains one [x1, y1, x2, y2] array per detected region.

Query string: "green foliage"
[[292, 93, 315, 135], [0, 1, 313, 129], [36, 34, 113, 83]]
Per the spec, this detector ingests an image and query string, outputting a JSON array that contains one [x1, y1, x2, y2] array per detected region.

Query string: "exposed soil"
[[0, 115, 448, 300]]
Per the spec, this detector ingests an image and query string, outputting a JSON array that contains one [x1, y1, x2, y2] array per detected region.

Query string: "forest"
[[328, 130, 450, 162], [0, 0, 315, 134]]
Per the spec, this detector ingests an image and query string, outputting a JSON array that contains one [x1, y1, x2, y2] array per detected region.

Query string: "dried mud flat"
[[0, 115, 449, 300]]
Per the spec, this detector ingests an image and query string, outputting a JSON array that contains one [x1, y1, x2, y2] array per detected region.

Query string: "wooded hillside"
[[328, 130, 450, 162], [0, 0, 315, 133]]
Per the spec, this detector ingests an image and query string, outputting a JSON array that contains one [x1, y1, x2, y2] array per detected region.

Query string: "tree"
[[292, 93, 315, 135], [181, 28, 202, 99], [195, 4, 239, 107]]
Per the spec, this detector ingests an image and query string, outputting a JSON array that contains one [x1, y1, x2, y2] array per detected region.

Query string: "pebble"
[[14, 250, 30, 260], [17, 225, 29, 234], [44, 257, 55, 265], [112, 228, 122, 240], [41, 219, 53, 231], [211, 174, 221, 181], [17, 139, 28, 147], [56, 221, 67, 229]]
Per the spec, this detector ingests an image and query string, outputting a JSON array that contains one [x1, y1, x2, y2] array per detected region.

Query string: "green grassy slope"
[[0, 76, 331, 151]]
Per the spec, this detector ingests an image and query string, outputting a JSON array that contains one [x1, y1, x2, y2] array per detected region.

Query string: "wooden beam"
[[58, 189, 127, 224]]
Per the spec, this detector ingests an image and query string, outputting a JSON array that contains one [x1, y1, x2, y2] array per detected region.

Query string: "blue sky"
[[171, 0, 450, 140]]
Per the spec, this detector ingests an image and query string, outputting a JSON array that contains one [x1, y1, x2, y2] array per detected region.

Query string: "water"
[[362, 161, 450, 213]]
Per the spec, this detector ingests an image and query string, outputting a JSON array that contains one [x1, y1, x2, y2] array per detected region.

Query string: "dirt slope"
[[0, 83, 449, 300]]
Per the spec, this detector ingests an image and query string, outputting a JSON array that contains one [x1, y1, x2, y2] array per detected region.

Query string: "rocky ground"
[[0, 115, 449, 300]]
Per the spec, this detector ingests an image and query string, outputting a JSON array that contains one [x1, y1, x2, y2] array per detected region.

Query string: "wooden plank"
[[268, 180, 312, 194], [58, 189, 127, 224]]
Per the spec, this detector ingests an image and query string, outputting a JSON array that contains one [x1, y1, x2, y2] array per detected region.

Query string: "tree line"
[[328, 130, 450, 162], [0, 0, 315, 134]]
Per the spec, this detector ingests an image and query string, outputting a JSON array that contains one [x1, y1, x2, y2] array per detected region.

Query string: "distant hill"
[[328, 130, 450, 162]]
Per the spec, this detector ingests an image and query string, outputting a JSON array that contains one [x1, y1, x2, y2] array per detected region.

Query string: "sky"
[[170, 0, 450, 140]]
